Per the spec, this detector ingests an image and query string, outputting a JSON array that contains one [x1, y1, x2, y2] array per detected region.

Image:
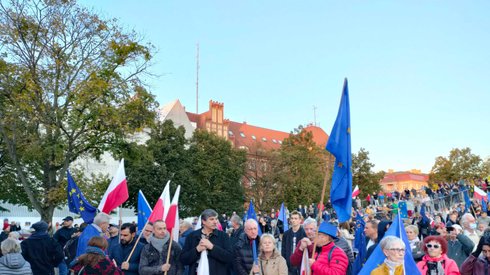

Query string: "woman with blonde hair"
[[70, 236, 122, 275], [405, 225, 424, 261], [250, 233, 287, 275]]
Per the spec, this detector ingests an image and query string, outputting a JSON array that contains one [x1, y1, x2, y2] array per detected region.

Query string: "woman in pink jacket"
[[417, 235, 460, 275]]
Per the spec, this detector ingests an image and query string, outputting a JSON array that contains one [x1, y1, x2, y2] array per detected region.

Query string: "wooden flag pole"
[[164, 231, 173, 275], [311, 166, 330, 261], [125, 219, 150, 262]]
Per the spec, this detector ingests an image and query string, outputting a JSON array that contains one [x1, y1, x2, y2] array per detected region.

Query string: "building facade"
[[380, 169, 429, 193]]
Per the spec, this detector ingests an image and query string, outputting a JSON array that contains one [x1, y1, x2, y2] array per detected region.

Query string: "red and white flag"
[[148, 181, 171, 222], [98, 159, 129, 214], [474, 186, 487, 202], [352, 185, 360, 197], [166, 185, 180, 242], [300, 248, 311, 275]]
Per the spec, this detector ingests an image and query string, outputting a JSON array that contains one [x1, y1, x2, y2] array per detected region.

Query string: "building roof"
[[381, 171, 429, 183], [227, 121, 290, 151]]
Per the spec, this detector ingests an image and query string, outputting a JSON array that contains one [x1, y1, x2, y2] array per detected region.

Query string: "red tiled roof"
[[381, 172, 429, 183], [228, 121, 290, 151], [303, 125, 329, 148]]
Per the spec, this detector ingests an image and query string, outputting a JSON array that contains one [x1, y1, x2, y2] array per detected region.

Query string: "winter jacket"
[[71, 256, 123, 275], [290, 242, 313, 267], [21, 232, 63, 275], [370, 262, 404, 275], [109, 238, 144, 275], [180, 228, 232, 275], [139, 239, 183, 275], [249, 249, 287, 275], [178, 228, 193, 248], [416, 254, 460, 275], [334, 237, 354, 264], [234, 233, 261, 275], [281, 227, 306, 271], [230, 226, 244, 249], [447, 234, 475, 268], [0, 253, 33, 275], [311, 242, 349, 275], [76, 224, 104, 257], [461, 254, 489, 275], [53, 226, 76, 248]]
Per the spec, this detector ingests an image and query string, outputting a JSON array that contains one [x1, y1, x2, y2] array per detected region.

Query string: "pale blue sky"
[[81, 1, 490, 173]]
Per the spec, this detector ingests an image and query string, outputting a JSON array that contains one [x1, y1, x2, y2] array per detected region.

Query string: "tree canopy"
[[429, 147, 486, 185], [0, 0, 157, 221], [351, 148, 384, 198]]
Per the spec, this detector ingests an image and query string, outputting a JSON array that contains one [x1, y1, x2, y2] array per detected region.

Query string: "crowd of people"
[[1, 180, 490, 274]]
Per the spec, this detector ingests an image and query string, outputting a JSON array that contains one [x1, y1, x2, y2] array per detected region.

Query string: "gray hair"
[[8, 231, 20, 240], [245, 219, 258, 229], [1, 238, 21, 254], [303, 217, 318, 227], [230, 215, 243, 226], [380, 236, 405, 250], [93, 212, 111, 226], [201, 209, 218, 222], [461, 213, 474, 225], [180, 220, 192, 230]]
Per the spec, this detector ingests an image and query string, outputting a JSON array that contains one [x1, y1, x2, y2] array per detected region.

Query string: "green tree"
[[429, 147, 485, 185], [351, 148, 384, 198], [271, 126, 331, 208], [0, 0, 157, 221]]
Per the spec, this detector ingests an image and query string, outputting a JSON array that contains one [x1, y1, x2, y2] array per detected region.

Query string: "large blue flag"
[[398, 201, 408, 218], [359, 213, 421, 275], [325, 78, 352, 223], [420, 203, 430, 224], [137, 190, 152, 234], [482, 198, 488, 213], [278, 202, 289, 232], [67, 170, 96, 223], [464, 189, 472, 213], [352, 212, 366, 274], [247, 200, 262, 236]]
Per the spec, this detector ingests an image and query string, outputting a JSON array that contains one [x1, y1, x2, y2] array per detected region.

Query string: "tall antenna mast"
[[196, 43, 200, 114], [313, 105, 317, 126]]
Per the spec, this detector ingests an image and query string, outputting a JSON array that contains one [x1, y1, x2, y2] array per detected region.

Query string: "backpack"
[[63, 236, 79, 265], [328, 246, 353, 275]]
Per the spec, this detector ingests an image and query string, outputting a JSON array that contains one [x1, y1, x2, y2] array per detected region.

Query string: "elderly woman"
[[250, 233, 287, 275], [416, 235, 460, 275], [406, 225, 424, 261], [0, 238, 32, 274], [371, 236, 405, 275], [461, 233, 490, 274], [70, 236, 122, 275]]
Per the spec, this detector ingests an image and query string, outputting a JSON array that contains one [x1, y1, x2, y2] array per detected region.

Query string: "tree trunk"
[[39, 205, 55, 225]]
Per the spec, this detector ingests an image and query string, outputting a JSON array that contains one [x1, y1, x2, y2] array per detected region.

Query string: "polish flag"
[[352, 185, 360, 197], [300, 248, 311, 275], [474, 186, 487, 202], [165, 185, 180, 242], [148, 181, 171, 222], [98, 159, 129, 214]]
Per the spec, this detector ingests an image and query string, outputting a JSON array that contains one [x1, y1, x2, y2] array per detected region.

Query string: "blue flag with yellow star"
[[67, 170, 96, 223], [138, 190, 152, 234], [326, 78, 352, 223]]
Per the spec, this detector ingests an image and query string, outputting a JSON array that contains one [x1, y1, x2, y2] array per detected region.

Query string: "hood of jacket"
[[0, 253, 28, 269]]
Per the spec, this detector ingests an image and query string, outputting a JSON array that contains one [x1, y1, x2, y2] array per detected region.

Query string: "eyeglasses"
[[426, 244, 441, 249], [388, 248, 406, 253]]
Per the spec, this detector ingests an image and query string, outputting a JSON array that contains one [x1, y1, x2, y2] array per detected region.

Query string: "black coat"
[[21, 232, 63, 275], [53, 226, 76, 248], [110, 238, 145, 275], [180, 229, 232, 275], [139, 239, 183, 275], [234, 233, 260, 275], [281, 227, 306, 271]]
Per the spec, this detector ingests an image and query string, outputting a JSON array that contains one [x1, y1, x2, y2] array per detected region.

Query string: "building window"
[[272, 139, 277, 144], [278, 140, 283, 144], [262, 137, 267, 142], [239, 145, 249, 151], [228, 130, 234, 136], [240, 132, 246, 138], [252, 135, 256, 140]]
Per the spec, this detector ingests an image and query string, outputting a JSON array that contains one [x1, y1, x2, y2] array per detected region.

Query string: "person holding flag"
[[281, 211, 306, 275], [110, 223, 144, 275], [234, 219, 261, 275], [370, 236, 406, 275], [289, 217, 318, 271], [309, 222, 348, 275]]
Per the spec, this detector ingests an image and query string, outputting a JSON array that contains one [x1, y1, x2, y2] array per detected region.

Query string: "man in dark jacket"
[[139, 220, 183, 275], [21, 221, 64, 275], [446, 224, 474, 268], [181, 209, 233, 275], [53, 216, 76, 275], [234, 219, 260, 275], [110, 223, 144, 275], [281, 210, 306, 275]]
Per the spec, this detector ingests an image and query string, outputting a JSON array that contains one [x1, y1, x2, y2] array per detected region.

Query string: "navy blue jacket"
[[109, 237, 144, 275]]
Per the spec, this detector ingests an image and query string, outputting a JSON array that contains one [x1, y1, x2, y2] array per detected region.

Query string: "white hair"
[[245, 219, 258, 229], [93, 212, 111, 225]]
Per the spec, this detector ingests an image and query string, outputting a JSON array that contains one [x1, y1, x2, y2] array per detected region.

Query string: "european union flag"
[[464, 189, 472, 213], [482, 198, 488, 213], [352, 212, 366, 274], [278, 202, 289, 232], [326, 78, 352, 223], [247, 200, 262, 236], [398, 201, 408, 218], [67, 170, 96, 223], [138, 190, 152, 234], [420, 203, 430, 224], [358, 213, 421, 275]]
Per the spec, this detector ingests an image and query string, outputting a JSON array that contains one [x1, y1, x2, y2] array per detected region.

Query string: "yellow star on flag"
[[338, 162, 344, 168]]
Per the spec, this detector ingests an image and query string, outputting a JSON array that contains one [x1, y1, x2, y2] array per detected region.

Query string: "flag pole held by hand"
[[164, 231, 173, 275]]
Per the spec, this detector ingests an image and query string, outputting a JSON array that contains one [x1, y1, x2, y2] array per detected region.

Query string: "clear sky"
[[80, 1, 490, 173]]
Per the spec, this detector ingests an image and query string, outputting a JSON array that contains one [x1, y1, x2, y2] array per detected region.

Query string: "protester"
[[290, 217, 317, 267], [250, 233, 287, 275], [229, 215, 244, 249], [446, 224, 474, 268], [140, 222, 154, 245], [180, 209, 233, 275], [370, 236, 405, 275], [281, 210, 306, 275], [179, 220, 193, 248], [110, 223, 144, 275], [416, 235, 459, 275], [461, 213, 481, 251], [309, 222, 348, 275], [461, 233, 490, 274], [21, 221, 63, 275], [53, 216, 76, 275], [364, 220, 379, 254], [70, 236, 122, 275], [76, 212, 111, 257], [139, 220, 183, 275], [1, 223, 10, 244], [107, 223, 120, 255], [405, 224, 424, 261], [235, 219, 261, 275], [0, 238, 32, 274]]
